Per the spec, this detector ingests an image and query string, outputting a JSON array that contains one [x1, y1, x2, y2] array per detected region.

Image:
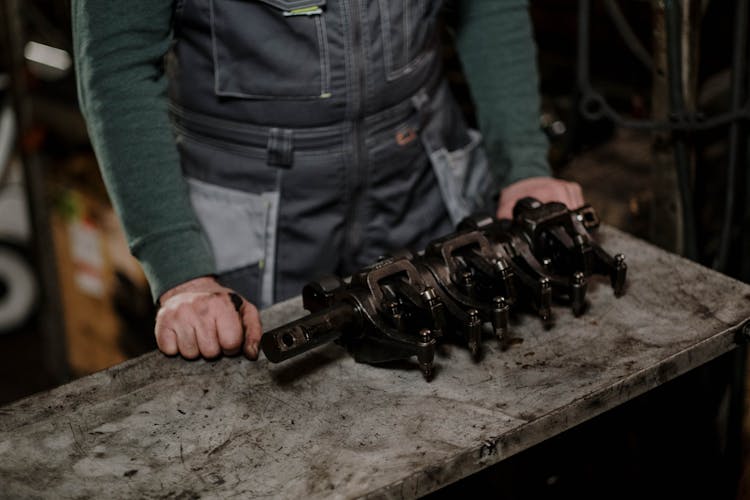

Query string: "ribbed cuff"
[[133, 227, 217, 302], [487, 142, 552, 189]]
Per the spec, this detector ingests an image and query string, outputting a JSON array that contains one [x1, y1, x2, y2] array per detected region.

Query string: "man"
[[73, 0, 583, 361]]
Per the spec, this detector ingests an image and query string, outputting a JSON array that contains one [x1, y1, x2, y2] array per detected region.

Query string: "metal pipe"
[[714, 0, 748, 271], [261, 302, 359, 362], [578, 90, 748, 131], [664, 0, 698, 260], [602, 0, 654, 70]]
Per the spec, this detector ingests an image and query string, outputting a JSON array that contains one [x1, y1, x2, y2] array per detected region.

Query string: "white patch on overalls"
[[186, 177, 279, 307], [424, 128, 493, 226]]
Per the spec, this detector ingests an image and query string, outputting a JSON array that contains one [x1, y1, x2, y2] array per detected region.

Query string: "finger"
[[174, 309, 201, 359], [194, 311, 221, 359], [215, 296, 243, 356], [241, 301, 263, 360], [496, 200, 513, 220], [175, 326, 200, 359], [155, 322, 179, 356], [569, 182, 584, 207], [563, 183, 578, 209]]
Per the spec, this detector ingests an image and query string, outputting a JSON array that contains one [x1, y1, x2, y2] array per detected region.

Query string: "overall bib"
[[169, 0, 495, 307]]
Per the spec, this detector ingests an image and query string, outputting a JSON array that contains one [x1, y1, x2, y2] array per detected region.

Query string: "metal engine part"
[[261, 199, 627, 380]]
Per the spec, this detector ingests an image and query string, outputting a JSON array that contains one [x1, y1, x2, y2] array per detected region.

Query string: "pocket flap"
[[255, 0, 325, 14], [210, 0, 330, 98]]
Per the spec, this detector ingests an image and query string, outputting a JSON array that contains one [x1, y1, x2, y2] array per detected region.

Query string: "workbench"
[[1, 227, 749, 499]]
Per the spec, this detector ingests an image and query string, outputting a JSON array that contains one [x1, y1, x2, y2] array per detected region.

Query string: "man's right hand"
[[154, 276, 262, 360]]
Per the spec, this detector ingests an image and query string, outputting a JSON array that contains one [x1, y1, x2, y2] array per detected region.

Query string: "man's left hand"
[[496, 176, 584, 220]]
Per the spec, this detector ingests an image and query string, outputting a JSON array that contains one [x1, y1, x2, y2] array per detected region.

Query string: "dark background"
[[1, 0, 748, 497]]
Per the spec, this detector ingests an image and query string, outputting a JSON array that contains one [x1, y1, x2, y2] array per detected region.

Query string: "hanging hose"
[[713, 0, 748, 272], [664, 0, 698, 260]]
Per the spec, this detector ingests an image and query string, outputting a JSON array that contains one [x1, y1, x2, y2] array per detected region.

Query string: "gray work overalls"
[[169, 0, 495, 307]]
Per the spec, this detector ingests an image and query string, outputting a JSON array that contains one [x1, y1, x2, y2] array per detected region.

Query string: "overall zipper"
[[344, 0, 368, 272]]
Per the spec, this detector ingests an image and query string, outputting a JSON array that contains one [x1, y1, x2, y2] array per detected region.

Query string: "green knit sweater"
[[72, 0, 550, 300]]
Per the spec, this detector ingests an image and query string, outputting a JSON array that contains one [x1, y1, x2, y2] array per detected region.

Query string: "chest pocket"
[[210, 0, 331, 99], [378, 0, 440, 81]]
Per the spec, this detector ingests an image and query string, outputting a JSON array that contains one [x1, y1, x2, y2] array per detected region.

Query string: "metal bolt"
[[388, 301, 400, 315], [468, 309, 480, 324], [421, 287, 437, 303]]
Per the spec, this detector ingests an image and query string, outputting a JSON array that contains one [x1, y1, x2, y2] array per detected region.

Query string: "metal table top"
[[1, 226, 749, 499]]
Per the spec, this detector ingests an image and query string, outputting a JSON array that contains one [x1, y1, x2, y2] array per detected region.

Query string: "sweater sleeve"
[[454, 0, 551, 187], [72, 0, 216, 300]]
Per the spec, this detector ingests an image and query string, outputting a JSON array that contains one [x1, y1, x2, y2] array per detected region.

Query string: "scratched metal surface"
[[1, 226, 749, 499]]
